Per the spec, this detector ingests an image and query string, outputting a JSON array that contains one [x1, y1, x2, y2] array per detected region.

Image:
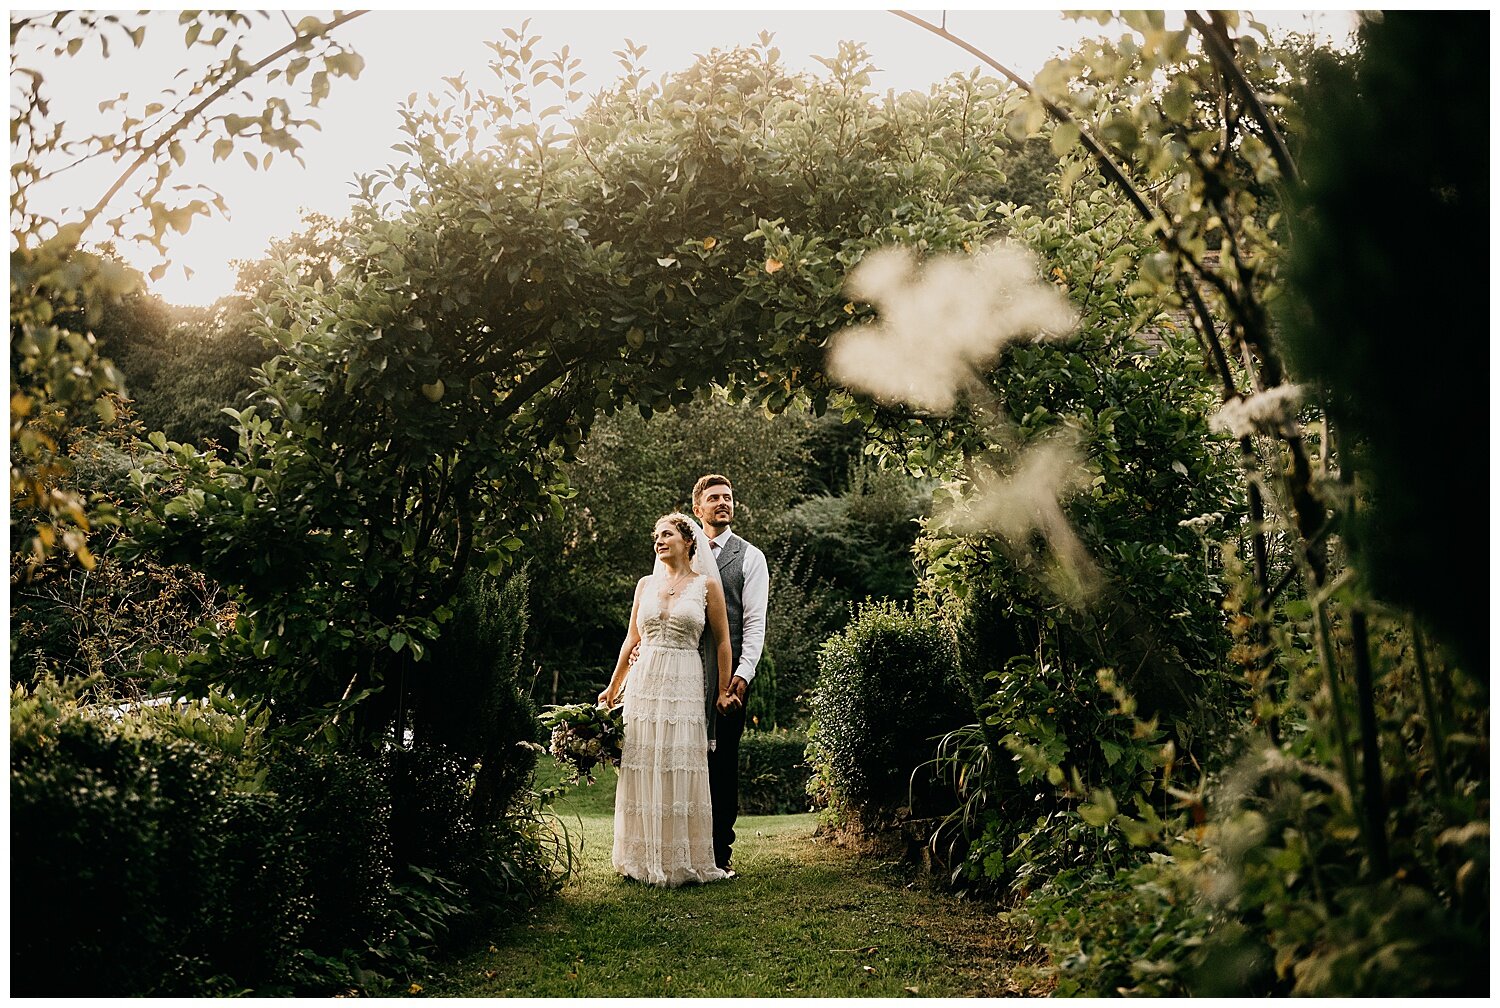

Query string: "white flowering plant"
[[538, 701, 623, 784]]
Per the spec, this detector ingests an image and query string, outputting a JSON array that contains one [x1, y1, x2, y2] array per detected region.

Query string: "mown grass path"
[[421, 764, 1049, 998]]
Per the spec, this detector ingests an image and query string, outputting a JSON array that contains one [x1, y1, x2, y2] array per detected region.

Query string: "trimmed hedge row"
[[10, 688, 556, 997], [738, 728, 811, 815], [11, 712, 235, 996]]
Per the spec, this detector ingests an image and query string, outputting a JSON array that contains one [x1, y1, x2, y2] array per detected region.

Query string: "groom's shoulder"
[[734, 533, 767, 562]]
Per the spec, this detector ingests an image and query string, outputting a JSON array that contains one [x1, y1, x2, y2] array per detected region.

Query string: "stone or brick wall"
[[1137, 250, 1222, 353]]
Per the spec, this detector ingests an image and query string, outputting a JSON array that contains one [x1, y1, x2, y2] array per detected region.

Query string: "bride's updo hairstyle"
[[656, 512, 698, 558]]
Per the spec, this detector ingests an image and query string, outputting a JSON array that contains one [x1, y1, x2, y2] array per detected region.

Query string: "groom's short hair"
[[692, 473, 733, 505]]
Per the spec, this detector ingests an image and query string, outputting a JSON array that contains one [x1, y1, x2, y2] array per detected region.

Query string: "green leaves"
[[1077, 788, 1118, 828], [1160, 78, 1195, 123], [1050, 121, 1081, 155], [15, 11, 366, 261]]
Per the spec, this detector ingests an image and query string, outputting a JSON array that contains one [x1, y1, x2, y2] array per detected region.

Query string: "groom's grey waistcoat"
[[701, 533, 747, 729]]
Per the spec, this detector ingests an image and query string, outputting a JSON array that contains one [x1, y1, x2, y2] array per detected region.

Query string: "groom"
[[693, 473, 769, 878]]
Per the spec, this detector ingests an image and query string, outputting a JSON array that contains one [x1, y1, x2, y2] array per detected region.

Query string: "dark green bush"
[[988, 600, 1489, 997], [738, 728, 811, 814], [452, 817, 570, 937], [266, 747, 396, 963], [384, 744, 563, 951], [806, 600, 969, 828], [413, 568, 540, 821], [1278, 11, 1487, 674], [11, 686, 232, 996], [10, 675, 565, 996], [928, 646, 1176, 894], [390, 745, 474, 876], [1009, 860, 1211, 996], [204, 790, 308, 991]]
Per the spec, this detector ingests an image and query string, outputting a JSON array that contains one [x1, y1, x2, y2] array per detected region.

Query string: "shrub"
[[989, 600, 1488, 997], [389, 745, 476, 881], [1008, 859, 1209, 996], [384, 744, 567, 952], [10, 675, 566, 996], [10, 679, 235, 996], [1010, 726, 1489, 997], [738, 728, 811, 814], [454, 817, 571, 935], [264, 746, 396, 966], [205, 790, 308, 991], [927, 651, 1176, 895], [806, 600, 969, 829], [412, 568, 540, 821]]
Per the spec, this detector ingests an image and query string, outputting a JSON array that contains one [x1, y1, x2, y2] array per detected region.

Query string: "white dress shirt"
[[710, 528, 769, 686]]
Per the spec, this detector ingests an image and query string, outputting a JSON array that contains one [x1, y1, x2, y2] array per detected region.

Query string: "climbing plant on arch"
[[133, 33, 1050, 743]]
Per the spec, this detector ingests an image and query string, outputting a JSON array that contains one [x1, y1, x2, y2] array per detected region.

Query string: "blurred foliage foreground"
[[798, 11, 1487, 997]]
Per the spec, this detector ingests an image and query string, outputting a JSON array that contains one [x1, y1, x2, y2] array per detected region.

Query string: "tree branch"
[[1188, 11, 1300, 184], [891, 10, 1233, 337], [80, 9, 368, 239]]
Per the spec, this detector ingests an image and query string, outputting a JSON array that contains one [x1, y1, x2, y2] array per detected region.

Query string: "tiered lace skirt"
[[613, 642, 727, 887]]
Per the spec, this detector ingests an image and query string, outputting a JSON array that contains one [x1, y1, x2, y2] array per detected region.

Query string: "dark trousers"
[[707, 701, 747, 869]]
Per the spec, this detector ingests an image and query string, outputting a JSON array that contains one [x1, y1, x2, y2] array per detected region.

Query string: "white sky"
[[12, 6, 1358, 306]]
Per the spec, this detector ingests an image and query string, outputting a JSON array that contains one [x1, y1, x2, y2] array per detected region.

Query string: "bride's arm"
[[704, 579, 736, 709], [599, 577, 647, 706]]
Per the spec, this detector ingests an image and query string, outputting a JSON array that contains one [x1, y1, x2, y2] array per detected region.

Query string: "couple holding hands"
[[597, 474, 769, 887]]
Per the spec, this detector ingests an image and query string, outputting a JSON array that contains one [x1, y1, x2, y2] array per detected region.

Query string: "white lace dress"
[[612, 573, 728, 887]]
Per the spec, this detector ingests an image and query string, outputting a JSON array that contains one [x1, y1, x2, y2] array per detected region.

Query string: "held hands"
[[714, 676, 748, 715]]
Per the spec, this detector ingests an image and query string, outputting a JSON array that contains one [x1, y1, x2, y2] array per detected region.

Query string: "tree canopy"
[[132, 31, 1056, 742], [11, 11, 367, 580]]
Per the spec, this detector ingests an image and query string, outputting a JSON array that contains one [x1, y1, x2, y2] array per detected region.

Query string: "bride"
[[598, 512, 736, 886]]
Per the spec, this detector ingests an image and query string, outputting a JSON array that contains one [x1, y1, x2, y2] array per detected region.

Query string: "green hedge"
[[738, 728, 811, 815], [9, 680, 559, 996], [11, 709, 236, 996], [267, 747, 397, 961], [806, 600, 970, 827]]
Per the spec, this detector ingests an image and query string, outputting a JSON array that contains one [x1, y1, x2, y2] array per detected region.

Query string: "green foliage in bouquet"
[[539, 702, 623, 784]]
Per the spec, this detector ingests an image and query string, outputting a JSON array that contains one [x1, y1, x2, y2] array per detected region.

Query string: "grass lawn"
[[416, 760, 1051, 998]]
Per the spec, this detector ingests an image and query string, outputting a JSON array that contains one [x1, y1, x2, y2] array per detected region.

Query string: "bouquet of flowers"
[[538, 701, 624, 784]]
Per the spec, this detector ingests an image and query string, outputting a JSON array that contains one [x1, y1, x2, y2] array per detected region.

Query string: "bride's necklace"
[[663, 570, 691, 596]]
